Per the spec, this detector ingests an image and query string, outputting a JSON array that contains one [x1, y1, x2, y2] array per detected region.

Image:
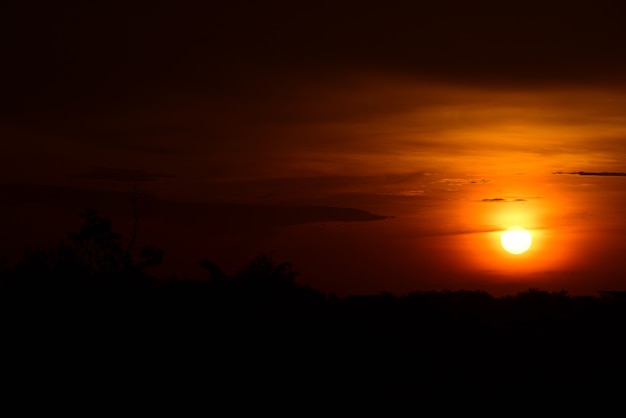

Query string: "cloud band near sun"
[[480, 198, 527, 203], [553, 171, 626, 177]]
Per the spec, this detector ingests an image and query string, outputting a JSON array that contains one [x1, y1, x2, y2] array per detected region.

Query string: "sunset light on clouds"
[[3, 0, 626, 297]]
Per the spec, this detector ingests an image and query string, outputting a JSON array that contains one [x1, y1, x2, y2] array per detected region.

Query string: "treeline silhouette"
[[2, 208, 625, 402]]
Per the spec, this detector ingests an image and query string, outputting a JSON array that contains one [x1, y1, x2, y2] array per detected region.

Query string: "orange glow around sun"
[[449, 180, 580, 280]]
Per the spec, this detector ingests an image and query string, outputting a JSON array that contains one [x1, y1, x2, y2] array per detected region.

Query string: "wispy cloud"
[[436, 178, 489, 185], [0, 183, 389, 228], [480, 198, 527, 203], [553, 171, 626, 177], [378, 190, 425, 197]]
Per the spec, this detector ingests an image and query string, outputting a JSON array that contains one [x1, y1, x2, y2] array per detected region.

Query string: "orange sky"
[[3, 1, 626, 296]]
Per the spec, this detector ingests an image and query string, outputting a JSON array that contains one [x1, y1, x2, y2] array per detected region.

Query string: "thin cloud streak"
[[553, 171, 626, 177], [480, 198, 528, 203]]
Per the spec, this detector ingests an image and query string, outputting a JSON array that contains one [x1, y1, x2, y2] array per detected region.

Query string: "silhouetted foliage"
[[237, 252, 297, 284], [137, 245, 164, 269], [0, 210, 626, 404], [3, 208, 163, 290], [199, 259, 226, 280], [69, 208, 130, 277], [3, 207, 626, 402]]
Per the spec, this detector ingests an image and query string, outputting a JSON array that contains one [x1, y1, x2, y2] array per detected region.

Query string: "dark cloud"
[[553, 171, 626, 177], [72, 167, 176, 182], [200, 172, 432, 201], [0, 183, 388, 229], [480, 198, 527, 203], [437, 178, 490, 186], [201, 205, 390, 229]]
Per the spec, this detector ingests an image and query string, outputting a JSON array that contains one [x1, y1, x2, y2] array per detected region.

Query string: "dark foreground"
[[3, 277, 626, 410]]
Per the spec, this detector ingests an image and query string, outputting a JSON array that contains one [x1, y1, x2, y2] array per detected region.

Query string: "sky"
[[3, 0, 626, 296]]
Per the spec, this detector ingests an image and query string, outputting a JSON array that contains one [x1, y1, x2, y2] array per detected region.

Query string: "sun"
[[500, 226, 532, 254]]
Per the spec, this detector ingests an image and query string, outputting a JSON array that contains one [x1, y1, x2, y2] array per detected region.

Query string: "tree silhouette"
[[6, 208, 163, 289], [69, 208, 130, 277], [71, 208, 164, 283]]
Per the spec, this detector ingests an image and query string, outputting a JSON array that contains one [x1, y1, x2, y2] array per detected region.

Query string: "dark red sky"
[[3, 1, 626, 296]]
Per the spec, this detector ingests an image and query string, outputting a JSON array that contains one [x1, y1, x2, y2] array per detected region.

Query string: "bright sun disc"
[[500, 226, 532, 254]]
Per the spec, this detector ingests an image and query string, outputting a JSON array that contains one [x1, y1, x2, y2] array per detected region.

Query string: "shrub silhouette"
[[200, 253, 297, 287], [237, 253, 297, 284], [199, 259, 226, 281]]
